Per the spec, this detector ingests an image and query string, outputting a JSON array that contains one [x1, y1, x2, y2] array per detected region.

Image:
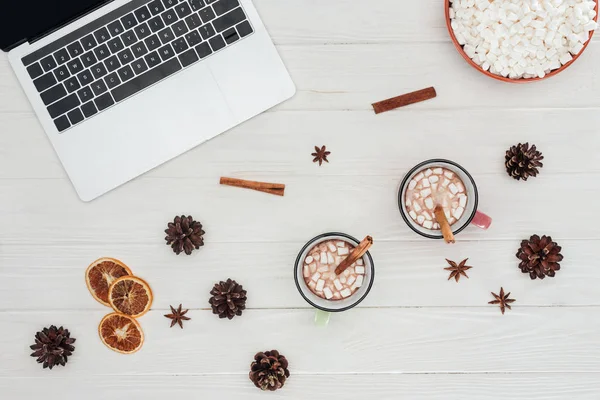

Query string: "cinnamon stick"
[[434, 205, 455, 244], [335, 236, 374, 275], [372, 87, 437, 114], [220, 177, 285, 196]]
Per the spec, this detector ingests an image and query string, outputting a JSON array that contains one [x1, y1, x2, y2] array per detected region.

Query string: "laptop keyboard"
[[21, 0, 254, 133]]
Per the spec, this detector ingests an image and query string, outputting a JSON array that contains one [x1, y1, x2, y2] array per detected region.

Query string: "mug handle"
[[471, 210, 492, 230], [314, 309, 331, 326]]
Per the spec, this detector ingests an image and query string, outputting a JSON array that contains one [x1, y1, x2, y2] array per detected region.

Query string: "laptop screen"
[[1, 0, 111, 51]]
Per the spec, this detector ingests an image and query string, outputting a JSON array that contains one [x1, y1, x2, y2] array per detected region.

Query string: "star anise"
[[489, 287, 515, 315], [164, 304, 191, 329], [311, 145, 330, 166], [444, 258, 473, 282]]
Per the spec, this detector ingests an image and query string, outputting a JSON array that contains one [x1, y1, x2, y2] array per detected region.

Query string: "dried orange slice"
[[108, 276, 153, 318], [98, 313, 144, 354], [85, 258, 132, 306]]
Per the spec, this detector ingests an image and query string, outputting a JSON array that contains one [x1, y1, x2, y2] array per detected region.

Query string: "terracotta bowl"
[[445, 0, 599, 83]]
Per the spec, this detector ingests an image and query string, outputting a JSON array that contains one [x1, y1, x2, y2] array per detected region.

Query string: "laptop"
[[2, 0, 295, 201]]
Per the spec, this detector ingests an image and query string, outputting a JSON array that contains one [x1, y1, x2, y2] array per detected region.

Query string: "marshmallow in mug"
[[449, 0, 598, 79]]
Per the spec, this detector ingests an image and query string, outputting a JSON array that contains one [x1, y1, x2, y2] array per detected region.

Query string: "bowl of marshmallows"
[[446, 0, 598, 82]]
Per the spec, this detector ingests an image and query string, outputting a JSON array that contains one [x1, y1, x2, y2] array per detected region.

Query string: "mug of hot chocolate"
[[398, 159, 492, 242], [294, 233, 375, 325]]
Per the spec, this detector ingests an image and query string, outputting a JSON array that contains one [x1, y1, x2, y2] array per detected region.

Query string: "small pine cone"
[[249, 350, 290, 391], [164, 215, 205, 255], [505, 142, 544, 181], [516, 234, 563, 280], [209, 279, 247, 319], [30, 325, 76, 370]]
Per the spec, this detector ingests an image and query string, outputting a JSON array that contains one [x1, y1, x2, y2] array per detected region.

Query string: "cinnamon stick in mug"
[[434, 205, 456, 244], [335, 236, 373, 275]]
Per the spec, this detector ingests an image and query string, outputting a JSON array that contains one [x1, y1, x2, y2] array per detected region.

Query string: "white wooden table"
[[2, 1, 600, 398]]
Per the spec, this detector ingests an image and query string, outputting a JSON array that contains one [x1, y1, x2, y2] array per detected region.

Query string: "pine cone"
[[249, 350, 290, 391], [164, 215, 205, 255], [516, 234, 563, 280], [30, 325, 76, 370], [209, 278, 247, 319], [505, 142, 544, 181]]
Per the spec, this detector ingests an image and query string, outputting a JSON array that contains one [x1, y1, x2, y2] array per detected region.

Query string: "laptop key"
[[175, 2, 192, 18], [67, 108, 85, 125], [47, 93, 80, 118], [172, 38, 189, 53], [190, 0, 206, 11], [162, 0, 178, 8], [34, 72, 58, 92], [236, 20, 253, 37], [67, 41, 84, 58], [81, 101, 98, 118], [105, 55, 121, 72], [134, 23, 152, 40], [77, 70, 94, 86], [54, 115, 70, 132], [149, 16, 166, 32], [94, 27, 111, 44], [107, 37, 125, 53], [95, 93, 115, 111], [195, 42, 212, 58], [158, 43, 175, 61], [158, 27, 175, 44], [121, 13, 138, 30], [162, 9, 178, 25], [117, 65, 135, 82], [149, 0, 166, 15], [81, 51, 98, 68], [117, 48, 135, 65], [54, 65, 70, 82], [54, 48, 70, 65], [108, 20, 125, 37], [179, 48, 199, 67], [67, 58, 84, 75], [81, 34, 97, 51], [77, 86, 94, 103], [135, 6, 152, 22], [145, 51, 162, 68], [145, 34, 162, 51], [112, 57, 182, 102], [121, 31, 138, 47], [105, 72, 121, 89], [91, 62, 108, 79], [199, 7, 216, 23], [209, 35, 226, 51], [213, 0, 239, 16], [27, 62, 44, 80], [132, 42, 149, 58], [94, 44, 111, 61], [223, 28, 239, 44], [92, 80, 108, 96], [40, 55, 57, 72], [185, 30, 202, 46], [132, 58, 149, 75], [212, 7, 245, 32], [65, 77, 81, 93], [185, 13, 202, 29], [199, 23, 216, 40], [173, 20, 189, 36], [41, 83, 67, 105]]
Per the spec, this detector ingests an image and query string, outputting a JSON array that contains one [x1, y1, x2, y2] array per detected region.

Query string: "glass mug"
[[294, 232, 375, 326], [398, 159, 492, 239]]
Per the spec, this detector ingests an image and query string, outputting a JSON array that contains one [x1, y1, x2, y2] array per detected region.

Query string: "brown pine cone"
[[249, 350, 290, 391], [209, 279, 247, 319], [505, 142, 544, 181], [30, 325, 76, 370], [164, 215, 205, 255], [516, 234, 563, 279]]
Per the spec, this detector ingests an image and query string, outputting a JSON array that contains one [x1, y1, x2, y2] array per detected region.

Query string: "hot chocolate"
[[302, 240, 365, 300], [405, 166, 468, 230]]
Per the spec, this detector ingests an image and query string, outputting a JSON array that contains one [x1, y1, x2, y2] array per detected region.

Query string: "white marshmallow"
[[353, 275, 364, 289], [459, 194, 467, 208], [425, 169, 433, 177], [311, 272, 321, 282], [417, 215, 425, 224], [429, 175, 439, 183], [413, 203, 422, 212], [449, 183, 459, 194], [347, 275, 356, 285], [327, 243, 337, 252], [423, 220, 434, 229], [356, 259, 364, 266], [409, 210, 418, 220], [327, 253, 335, 265], [433, 168, 443, 174], [315, 279, 325, 292], [337, 247, 349, 256], [323, 287, 333, 299], [421, 188, 432, 197], [317, 265, 329, 273], [408, 179, 417, 190], [334, 279, 343, 290], [414, 172, 425, 181], [336, 241, 346, 247], [320, 252, 328, 264], [444, 171, 454, 179], [305, 256, 314, 264], [422, 179, 431, 188], [454, 207, 465, 219], [424, 197, 435, 210], [423, 211, 432, 221], [303, 266, 310, 278], [442, 179, 450, 187], [309, 263, 317, 273], [355, 266, 365, 274], [340, 288, 352, 298]]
